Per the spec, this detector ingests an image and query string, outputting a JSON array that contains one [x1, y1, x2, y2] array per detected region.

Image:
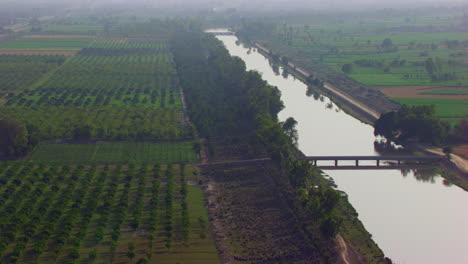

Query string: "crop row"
[[7, 87, 179, 108], [5, 46, 178, 108], [90, 38, 168, 49]]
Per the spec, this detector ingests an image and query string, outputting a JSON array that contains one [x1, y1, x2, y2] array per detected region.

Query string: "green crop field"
[[420, 89, 468, 95], [5, 38, 179, 109], [0, 37, 190, 142], [257, 12, 468, 87], [0, 55, 65, 93], [0, 36, 93, 49], [28, 141, 199, 165], [0, 163, 218, 263]]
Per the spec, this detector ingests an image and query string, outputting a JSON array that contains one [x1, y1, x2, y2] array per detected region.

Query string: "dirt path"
[[336, 235, 351, 264], [422, 146, 468, 174], [323, 83, 381, 120]]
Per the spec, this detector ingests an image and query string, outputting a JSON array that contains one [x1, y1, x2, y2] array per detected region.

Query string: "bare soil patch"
[[203, 163, 328, 262], [375, 86, 468, 99], [454, 145, 468, 160]]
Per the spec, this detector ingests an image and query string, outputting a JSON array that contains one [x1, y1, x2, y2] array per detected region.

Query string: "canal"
[[209, 29, 468, 264]]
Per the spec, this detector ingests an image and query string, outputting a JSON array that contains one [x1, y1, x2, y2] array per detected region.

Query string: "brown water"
[[209, 29, 468, 264]]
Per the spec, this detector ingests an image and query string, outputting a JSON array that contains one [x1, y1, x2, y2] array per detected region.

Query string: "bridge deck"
[[300, 155, 443, 161], [208, 32, 235, 36]]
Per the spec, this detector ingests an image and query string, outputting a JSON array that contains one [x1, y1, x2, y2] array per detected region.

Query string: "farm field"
[[271, 23, 468, 87], [41, 25, 103, 33], [241, 12, 468, 123], [28, 141, 199, 165], [391, 98, 467, 125], [5, 38, 180, 109], [0, 37, 190, 142], [376, 86, 468, 99], [0, 54, 66, 93], [0, 163, 218, 264], [0, 35, 94, 49]]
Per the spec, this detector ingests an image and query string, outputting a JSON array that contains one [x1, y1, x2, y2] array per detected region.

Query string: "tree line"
[[374, 104, 467, 146]]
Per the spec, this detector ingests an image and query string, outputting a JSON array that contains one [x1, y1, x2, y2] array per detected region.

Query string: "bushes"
[[374, 104, 450, 145]]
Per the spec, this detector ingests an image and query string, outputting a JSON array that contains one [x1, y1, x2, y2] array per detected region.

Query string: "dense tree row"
[[0, 106, 189, 141], [171, 29, 283, 145]]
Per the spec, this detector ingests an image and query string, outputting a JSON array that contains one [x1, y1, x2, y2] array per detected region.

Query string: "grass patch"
[[28, 141, 199, 165]]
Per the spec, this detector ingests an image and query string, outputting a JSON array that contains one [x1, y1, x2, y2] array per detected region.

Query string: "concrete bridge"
[[208, 31, 235, 36], [299, 155, 444, 169]]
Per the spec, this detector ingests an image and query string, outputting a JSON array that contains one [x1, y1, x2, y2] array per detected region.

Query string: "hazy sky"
[[0, 0, 466, 11]]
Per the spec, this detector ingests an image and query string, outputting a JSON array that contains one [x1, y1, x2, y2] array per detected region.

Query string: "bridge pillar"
[[398, 160, 401, 165], [335, 160, 338, 166], [377, 160, 380, 166], [314, 160, 317, 166], [355, 160, 359, 166]]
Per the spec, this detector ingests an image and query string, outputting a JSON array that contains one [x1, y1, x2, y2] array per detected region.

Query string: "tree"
[[381, 38, 393, 49], [341, 63, 353, 74], [454, 119, 468, 143], [374, 105, 449, 145], [424, 58, 436, 76], [136, 258, 149, 264], [0, 119, 29, 157], [320, 213, 342, 239], [443, 146, 452, 160], [89, 249, 97, 262], [282, 117, 298, 145]]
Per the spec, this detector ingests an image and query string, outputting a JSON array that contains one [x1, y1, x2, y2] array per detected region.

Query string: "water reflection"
[[282, 68, 289, 79], [400, 167, 438, 183]]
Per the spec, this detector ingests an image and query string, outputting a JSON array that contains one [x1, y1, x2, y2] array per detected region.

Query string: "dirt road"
[[336, 235, 351, 264], [423, 146, 468, 174]]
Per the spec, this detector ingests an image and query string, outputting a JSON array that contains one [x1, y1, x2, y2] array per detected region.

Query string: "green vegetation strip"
[[0, 38, 93, 49], [28, 141, 199, 165], [391, 98, 468, 117]]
